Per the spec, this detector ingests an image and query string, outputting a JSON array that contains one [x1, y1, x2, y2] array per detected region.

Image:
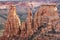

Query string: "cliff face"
[[2, 5, 21, 40], [26, 9, 33, 36], [1, 4, 60, 40]]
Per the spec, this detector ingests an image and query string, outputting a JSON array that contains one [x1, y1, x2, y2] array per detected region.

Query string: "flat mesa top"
[[41, 3, 56, 6]]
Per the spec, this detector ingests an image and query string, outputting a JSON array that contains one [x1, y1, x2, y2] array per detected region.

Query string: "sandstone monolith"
[[3, 5, 21, 40]]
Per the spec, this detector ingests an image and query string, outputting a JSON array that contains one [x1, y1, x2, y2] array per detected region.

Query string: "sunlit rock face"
[[26, 8, 33, 36], [33, 4, 60, 34], [3, 5, 21, 39], [31, 4, 60, 40], [1, 4, 60, 40]]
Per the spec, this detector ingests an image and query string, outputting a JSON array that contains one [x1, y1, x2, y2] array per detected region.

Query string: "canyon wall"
[[1, 4, 60, 40]]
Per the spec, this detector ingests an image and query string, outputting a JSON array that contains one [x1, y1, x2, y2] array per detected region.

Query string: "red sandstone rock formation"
[[20, 22, 27, 40], [3, 5, 21, 39], [33, 4, 59, 34], [33, 11, 38, 32], [1, 4, 60, 40], [26, 8, 33, 36]]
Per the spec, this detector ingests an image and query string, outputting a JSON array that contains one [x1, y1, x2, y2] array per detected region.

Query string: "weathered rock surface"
[[1, 5, 21, 40], [1, 4, 60, 40]]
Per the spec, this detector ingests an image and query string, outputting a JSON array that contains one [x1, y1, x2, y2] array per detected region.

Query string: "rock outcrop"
[[26, 9, 33, 36], [1, 4, 60, 40], [2, 5, 21, 40]]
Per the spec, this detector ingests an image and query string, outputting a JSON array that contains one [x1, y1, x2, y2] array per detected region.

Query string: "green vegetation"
[[0, 30, 4, 36], [0, 24, 4, 36], [21, 19, 26, 22]]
